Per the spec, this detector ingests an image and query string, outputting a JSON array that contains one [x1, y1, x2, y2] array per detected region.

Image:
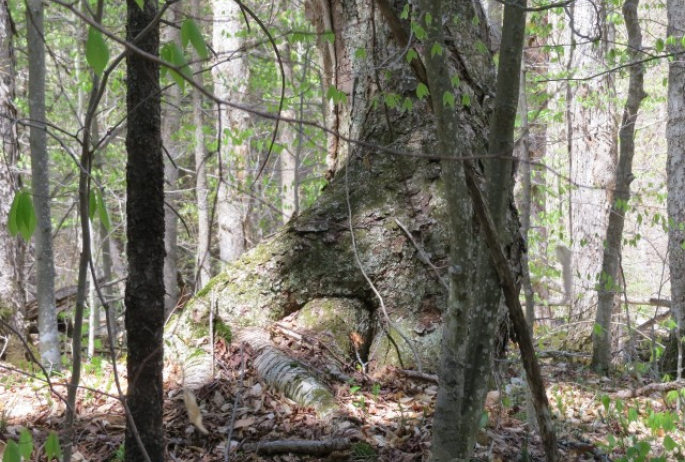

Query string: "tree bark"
[[0, 0, 25, 365], [125, 0, 165, 460], [191, 0, 211, 290], [162, 4, 182, 315], [568, 0, 618, 334], [213, 0, 248, 263], [665, 0, 685, 378], [591, 0, 646, 373], [26, 0, 61, 370]]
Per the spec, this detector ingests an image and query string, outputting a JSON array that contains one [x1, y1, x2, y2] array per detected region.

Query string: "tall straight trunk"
[[665, 0, 685, 378], [213, 0, 247, 263], [591, 0, 645, 373], [125, 0, 165, 460], [192, 0, 210, 290], [278, 41, 298, 224], [162, 4, 181, 314], [26, 0, 61, 369], [568, 0, 617, 332], [0, 0, 25, 364]]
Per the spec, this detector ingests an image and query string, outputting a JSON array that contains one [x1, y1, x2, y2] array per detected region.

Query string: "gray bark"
[[568, 0, 617, 331], [666, 0, 685, 377], [591, 0, 645, 373], [278, 41, 299, 224], [0, 0, 25, 364], [213, 0, 248, 263], [26, 0, 61, 370], [162, 4, 181, 315], [191, 0, 211, 290]]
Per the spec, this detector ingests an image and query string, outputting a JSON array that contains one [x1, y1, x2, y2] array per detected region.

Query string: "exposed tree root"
[[614, 379, 685, 399]]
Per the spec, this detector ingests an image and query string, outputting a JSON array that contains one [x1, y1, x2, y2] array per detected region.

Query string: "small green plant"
[[350, 441, 377, 461], [2, 429, 61, 462], [112, 442, 125, 462]]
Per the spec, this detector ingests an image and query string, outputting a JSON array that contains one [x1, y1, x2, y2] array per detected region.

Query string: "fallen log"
[[241, 437, 351, 455]]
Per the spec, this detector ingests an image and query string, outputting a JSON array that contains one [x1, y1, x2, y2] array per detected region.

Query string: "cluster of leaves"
[[3, 429, 61, 462]]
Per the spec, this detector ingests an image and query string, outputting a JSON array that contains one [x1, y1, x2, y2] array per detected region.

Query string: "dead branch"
[[614, 380, 685, 399], [398, 368, 439, 383], [241, 438, 351, 455]]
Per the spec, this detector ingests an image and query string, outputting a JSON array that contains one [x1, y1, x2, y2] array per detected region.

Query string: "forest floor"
[[1, 326, 684, 461]]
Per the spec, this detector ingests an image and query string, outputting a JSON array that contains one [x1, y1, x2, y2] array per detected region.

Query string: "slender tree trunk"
[[591, 0, 645, 373], [278, 41, 298, 224], [26, 0, 61, 369], [568, 0, 617, 334], [213, 0, 247, 263], [162, 4, 181, 315], [125, 0, 165, 460], [665, 0, 685, 378], [191, 0, 210, 290], [0, 0, 26, 364]]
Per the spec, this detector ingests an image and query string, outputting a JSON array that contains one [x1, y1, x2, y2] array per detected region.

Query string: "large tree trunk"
[[664, 0, 685, 378], [26, 0, 61, 369], [591, 0, 645, 373], [0, 0, 25, 365], [125, 0, 165, 460], [568, 0, 618, 336]]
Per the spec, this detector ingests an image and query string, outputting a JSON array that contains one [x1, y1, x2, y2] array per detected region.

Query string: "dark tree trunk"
[[125, 0, 165, 460]]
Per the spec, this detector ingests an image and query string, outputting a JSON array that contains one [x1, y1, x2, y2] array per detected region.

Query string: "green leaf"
[[89, 190, 97, 221], [181, 19, 209, 60], [7, 191, 19, 237], [600, 394, 610, 411], [354, 47, 367, 59], [431, 43, 443, 57], [400, 3, 410, 19], [664, 435, 678, 451], [18, 429, 33, 460], [442, 91, 455, 109], [461, 92, 471, 107], [86, 27, 109, 77], [160, 42, 190, 92], [628, 406, 639, 422], [133, 0, 144, 9], [326, 85, 347, 105], [45, 432, 61, 461], [401, 97, 413, 112], [3, 440, 20, 462], [17, 191, 36, 241], [411, 22, 427, 40], [593, 323, 603, 336], [656, 38, 665, 53], [97, 191, 111, 231], [416, 82, 429, 99], [425, 12, 432, 25], [406, 49, 418, 63]]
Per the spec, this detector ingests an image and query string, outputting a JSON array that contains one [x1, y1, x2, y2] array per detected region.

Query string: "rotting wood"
[[241, 437, 351, 455]]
